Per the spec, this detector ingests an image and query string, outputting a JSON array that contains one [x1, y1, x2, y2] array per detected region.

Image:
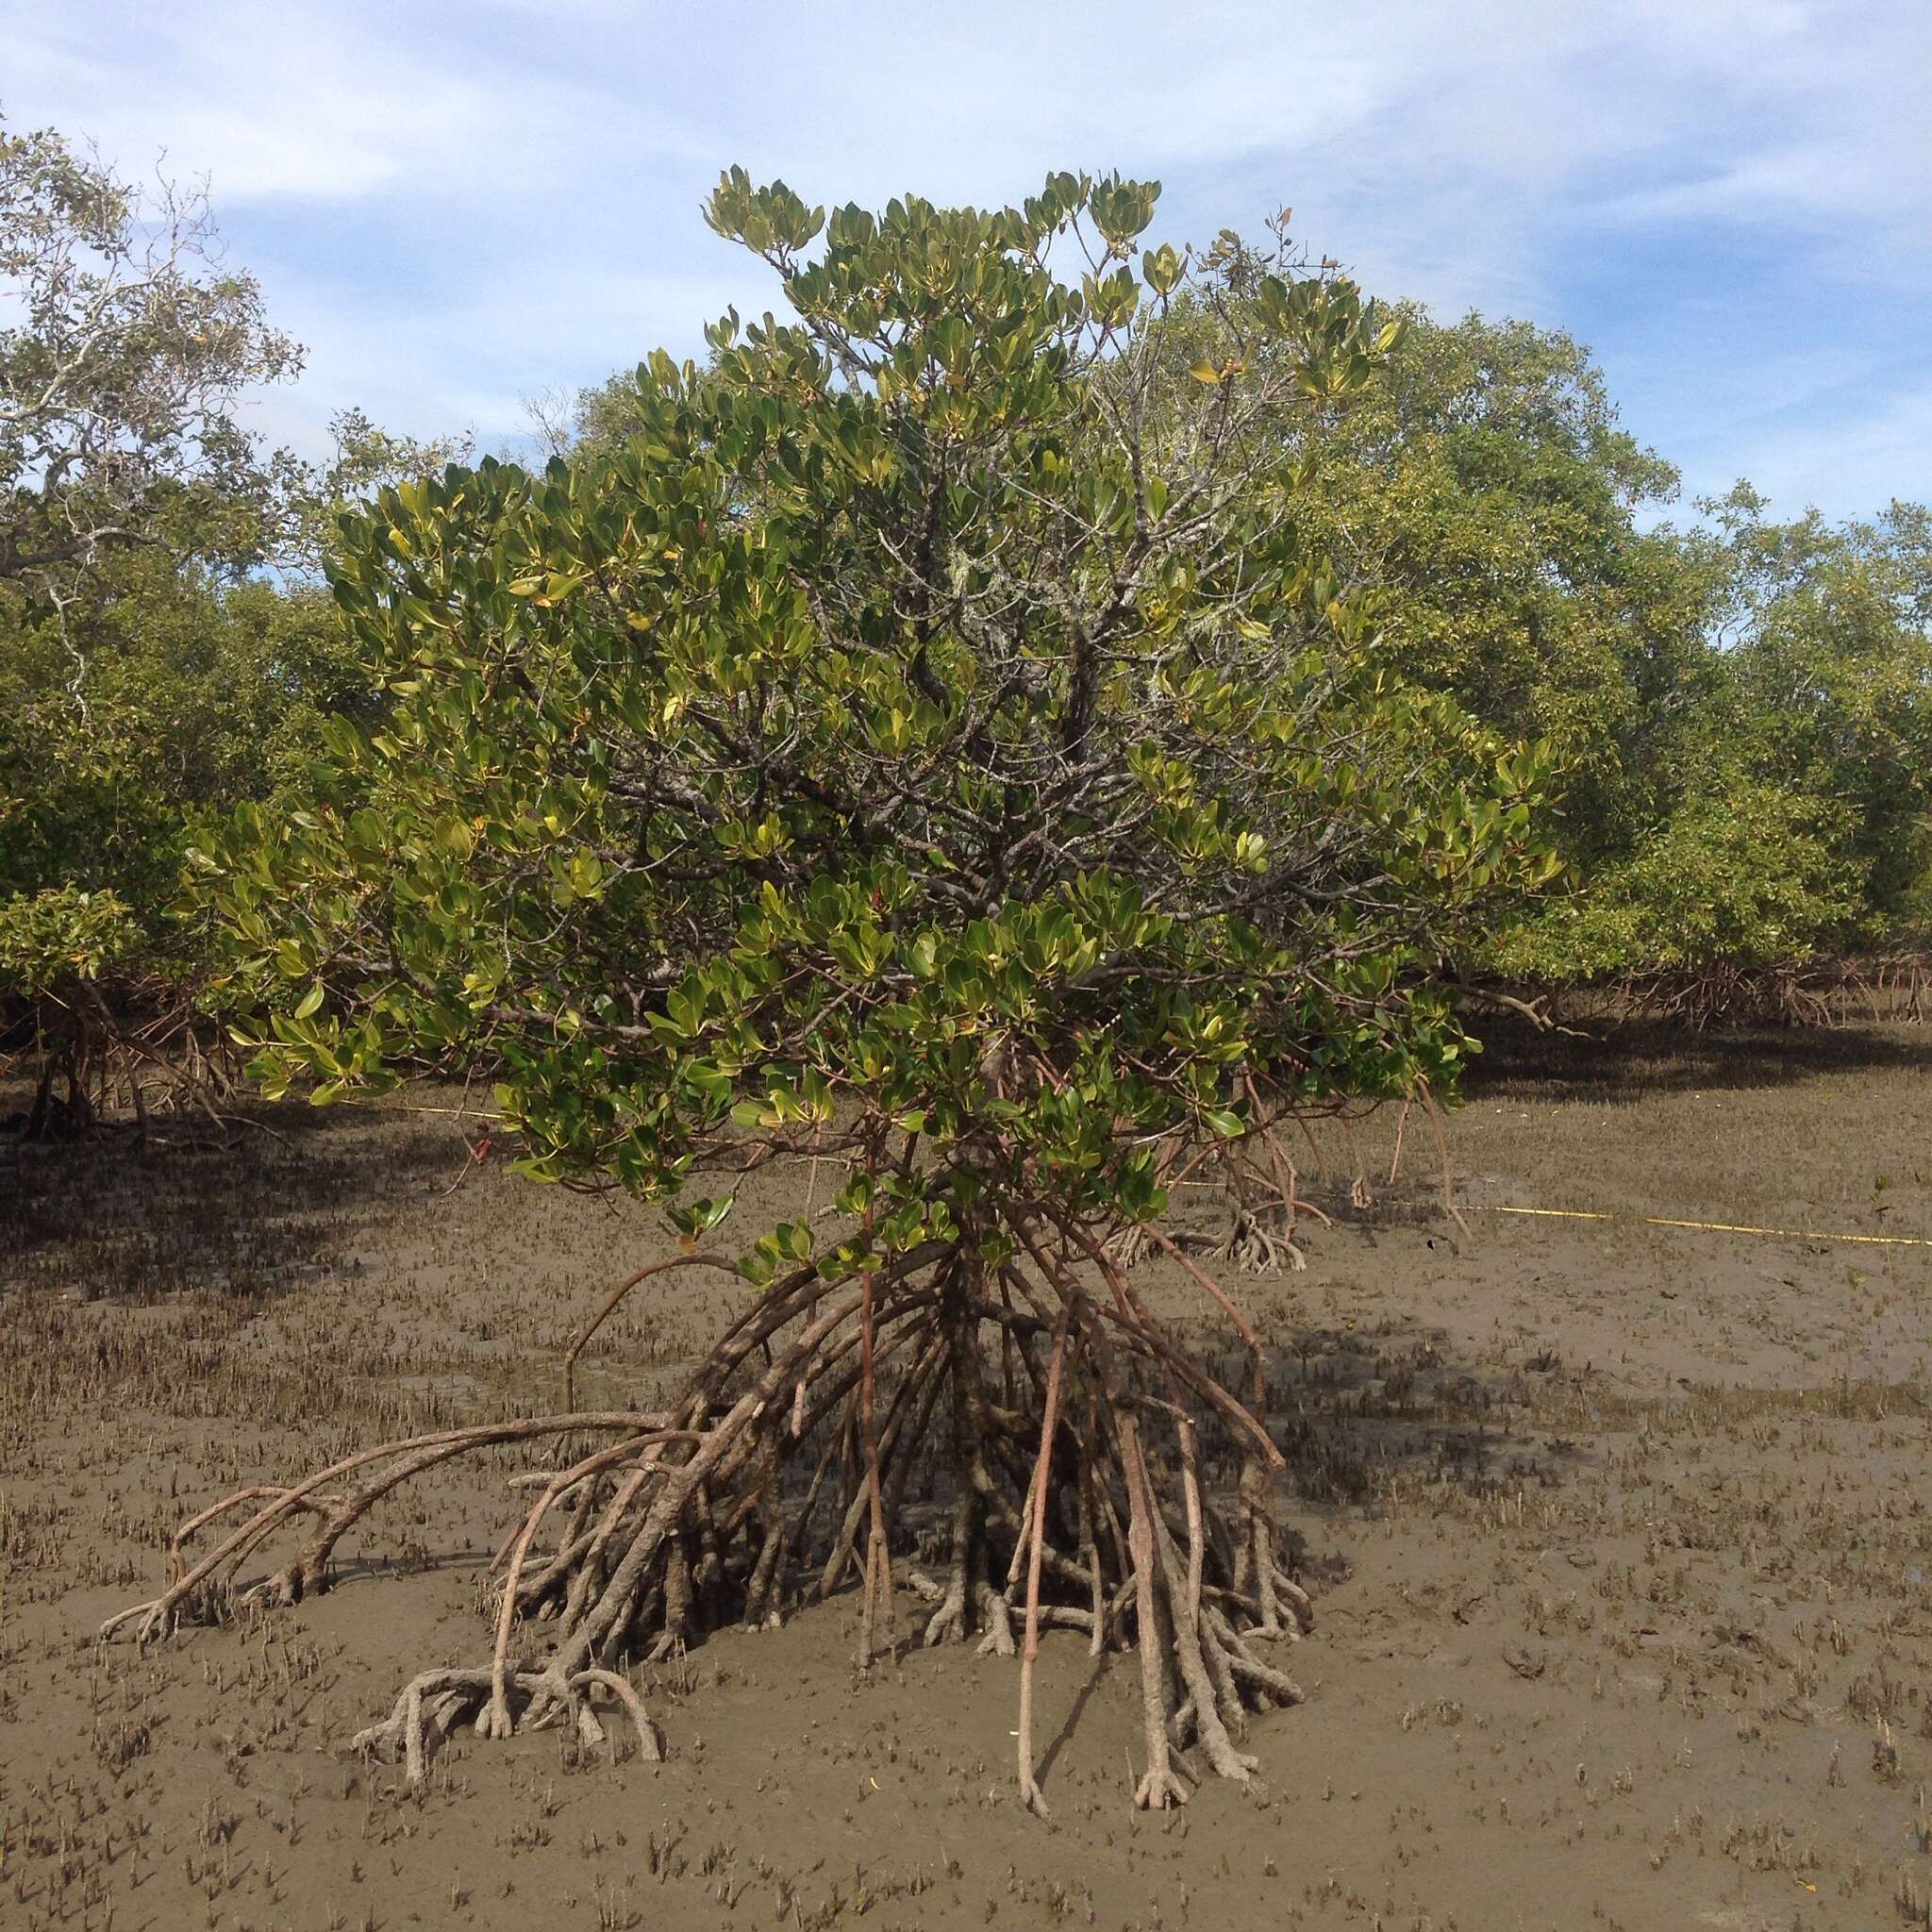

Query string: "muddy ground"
[[3, 1021, 1929, 1932]]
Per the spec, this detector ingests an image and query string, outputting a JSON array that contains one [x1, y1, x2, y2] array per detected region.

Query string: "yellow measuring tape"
[[364, 1102, 505, 1120], [1477, 1204, 1931, 1248]]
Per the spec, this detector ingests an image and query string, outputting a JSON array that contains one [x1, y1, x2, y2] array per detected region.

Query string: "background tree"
[[1698, 487, 1932, 930], [1, 116, 466, 1127], [1498, 489, 1932, 1015], [1144, 256, 1931, 1018], [0, 117, 300, 598], [117, 171, 1555, 1811], [0, 115, 291, 1121], [1290, 309, 1719, 872]]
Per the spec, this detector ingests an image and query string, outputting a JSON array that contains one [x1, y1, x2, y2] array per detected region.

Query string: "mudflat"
[[3, 1021, 1929, 1932]]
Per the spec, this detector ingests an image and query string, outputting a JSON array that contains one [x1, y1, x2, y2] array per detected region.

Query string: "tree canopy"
[[560, 251, 1932, 1023], [209, 173, 1554, 1198]]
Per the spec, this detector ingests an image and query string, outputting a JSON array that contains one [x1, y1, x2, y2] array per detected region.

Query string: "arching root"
[[1215, 1209, 1306, 1275], [106, 1212, 1319, 1809], [351, 1663, 663, 1784]]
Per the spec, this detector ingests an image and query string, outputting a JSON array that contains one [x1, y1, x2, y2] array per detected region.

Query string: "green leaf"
[[668, 1194, 735, 1238]]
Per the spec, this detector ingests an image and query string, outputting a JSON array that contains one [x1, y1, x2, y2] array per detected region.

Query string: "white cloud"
[[1, 5, 656, 205], [1684, 377, 1932, 522], [239, 258, 763, 457], [3, 0, 1924, 514]]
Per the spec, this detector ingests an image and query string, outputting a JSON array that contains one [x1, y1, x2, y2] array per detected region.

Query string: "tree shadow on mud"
[[1180, 1311, 1598, 1533], [1465, 1012, 1932, 1106], [0, 1096, 460, 1299], [1305, 1338, 1588, 1512]]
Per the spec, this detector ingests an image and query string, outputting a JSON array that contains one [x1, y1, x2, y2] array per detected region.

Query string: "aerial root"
[[1137, 1761, 1193, 1809], [107, 1224, 1320, 1813], [1215, 1209, 1306, 1274], [1271, 1569, 1315, 1632], [350, 1664, 663, 1784], [99, 1410, 676, 1646]]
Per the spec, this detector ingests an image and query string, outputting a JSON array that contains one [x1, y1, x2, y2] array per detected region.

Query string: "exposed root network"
[[106, 1206, 1314, 1813]]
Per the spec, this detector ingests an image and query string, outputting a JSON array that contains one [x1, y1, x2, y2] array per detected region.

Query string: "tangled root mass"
[[105, 1205, 1312, 1813]]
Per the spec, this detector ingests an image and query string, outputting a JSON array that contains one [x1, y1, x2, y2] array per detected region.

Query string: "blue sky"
[[6, 0, 1926, 524]]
